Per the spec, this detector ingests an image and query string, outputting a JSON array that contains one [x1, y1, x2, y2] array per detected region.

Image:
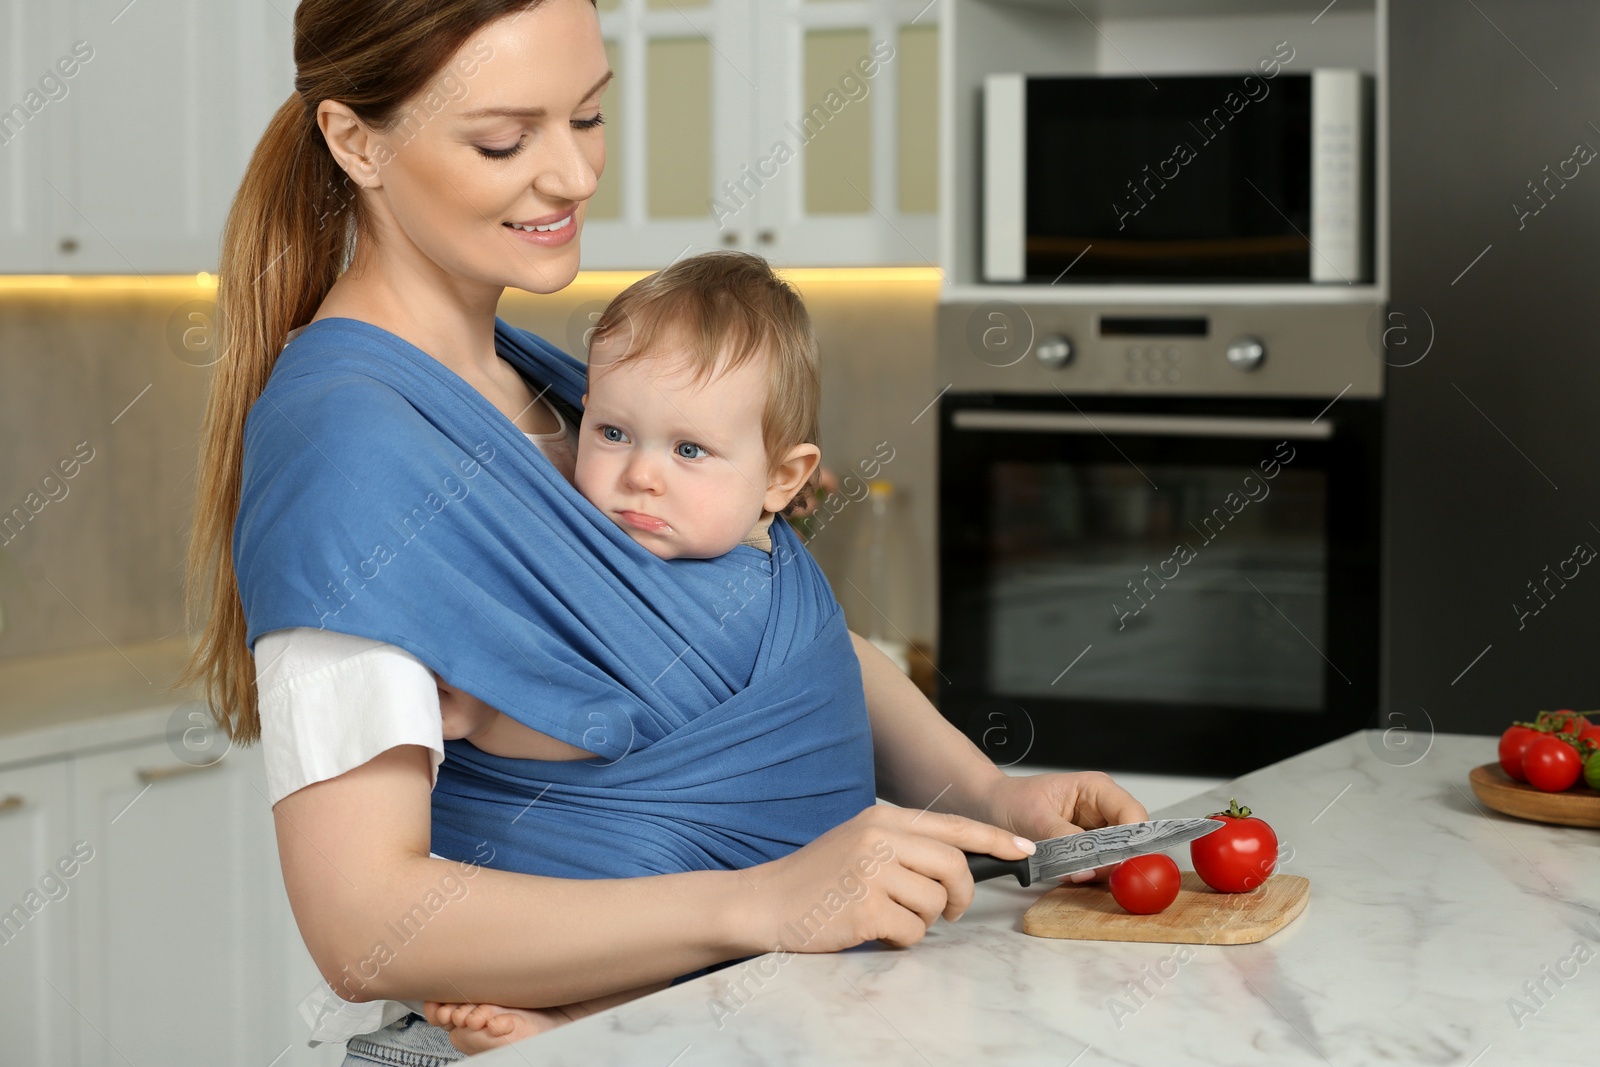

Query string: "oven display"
[[987, 461, 1328, 710]]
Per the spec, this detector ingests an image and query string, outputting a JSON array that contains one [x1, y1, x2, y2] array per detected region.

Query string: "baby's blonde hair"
[[588, 251, 821, 514]]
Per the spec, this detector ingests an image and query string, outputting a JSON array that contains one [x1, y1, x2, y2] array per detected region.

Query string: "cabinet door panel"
[[0, 760, 77, 1065], [71, 738, 284, 1066], [44, 0, 293, 273], [754, 1, 939, 266], [581, 0, 755, 268], [0, 0, 61, 270]]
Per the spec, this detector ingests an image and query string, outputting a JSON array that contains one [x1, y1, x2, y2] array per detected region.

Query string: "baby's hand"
[[424, 1000, 574, 1053]]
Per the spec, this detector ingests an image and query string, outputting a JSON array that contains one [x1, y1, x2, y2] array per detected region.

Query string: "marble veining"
[[475, 732, 1591, 1066]]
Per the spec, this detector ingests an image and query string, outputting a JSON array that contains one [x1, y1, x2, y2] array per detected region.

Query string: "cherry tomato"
[[1190, 799, 1278, 893], [1521, 736, 1582, 792], [1574, 724, 1600, 752], [1498, 725, 1543, 781], [1109, 854, 1181, 915]]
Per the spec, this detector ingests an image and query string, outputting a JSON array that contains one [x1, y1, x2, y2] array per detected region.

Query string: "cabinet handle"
[[136, 761, 224, 785], [59, 237, 79, 254], [757, 230, 775, 245], [0, 795, 23, 815], [721, 231, 740, 247]]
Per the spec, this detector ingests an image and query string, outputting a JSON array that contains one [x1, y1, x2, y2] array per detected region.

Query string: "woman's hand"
[[977, 771, 1150, 882], [741, 805, 1037, 952]]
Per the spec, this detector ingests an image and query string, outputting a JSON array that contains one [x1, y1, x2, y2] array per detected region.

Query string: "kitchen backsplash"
[[0, 274, 938, 669]]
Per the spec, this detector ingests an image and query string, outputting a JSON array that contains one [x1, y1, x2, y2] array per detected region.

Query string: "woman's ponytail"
[[171, 94, 355, 744]]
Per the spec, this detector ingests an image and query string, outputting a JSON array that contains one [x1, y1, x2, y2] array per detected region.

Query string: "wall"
[[0, 274, 940, 673]]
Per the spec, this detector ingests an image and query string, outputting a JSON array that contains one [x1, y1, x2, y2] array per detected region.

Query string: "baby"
[[434, 249, 823, 756], [426, 251, 824, 1048]]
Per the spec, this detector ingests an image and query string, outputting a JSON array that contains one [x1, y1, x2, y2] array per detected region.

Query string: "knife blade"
[[965, 818, 1222, 887]]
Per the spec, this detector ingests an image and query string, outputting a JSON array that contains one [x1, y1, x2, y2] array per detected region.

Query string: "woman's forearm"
[[319, 858, 755, 1006], [275, 745, 767, 1007], [851, 631, 1007, 824]]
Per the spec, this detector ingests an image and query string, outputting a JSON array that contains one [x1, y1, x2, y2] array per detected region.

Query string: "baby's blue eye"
[[675, 442, 709, 460], [601, 425, 627, 443]]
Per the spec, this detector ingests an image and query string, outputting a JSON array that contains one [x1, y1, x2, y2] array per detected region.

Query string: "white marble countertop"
[[478, 731, 1592, 1066]]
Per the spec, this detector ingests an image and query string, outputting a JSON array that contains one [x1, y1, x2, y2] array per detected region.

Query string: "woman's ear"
[[764, 443, 822, 514], [317, 99, 385, 188]]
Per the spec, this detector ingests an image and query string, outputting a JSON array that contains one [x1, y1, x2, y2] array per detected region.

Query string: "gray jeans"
[[341, 1013, 465, 1066]]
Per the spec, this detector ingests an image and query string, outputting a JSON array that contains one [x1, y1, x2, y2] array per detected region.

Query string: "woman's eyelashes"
[[476, 139, 525, 160], [475, 113, 605, 160]]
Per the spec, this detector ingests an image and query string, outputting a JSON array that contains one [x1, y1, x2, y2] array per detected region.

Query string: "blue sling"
[[234, 316, 876, 881]]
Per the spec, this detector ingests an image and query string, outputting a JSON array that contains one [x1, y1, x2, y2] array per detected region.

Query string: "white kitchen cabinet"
[[0, 760, 78, 1066], [5, 0, 933, 273], [69, 737, 336, 1066], [0, 0, 59, 272], [582, 0, 940, 269], [1, 0, 293, 274], [748, 0, 941, 267], [579, 0, 759, 268]]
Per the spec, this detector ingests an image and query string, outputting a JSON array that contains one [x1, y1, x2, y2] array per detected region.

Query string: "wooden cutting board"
[[1468, 762, 1600, 828], [1023, 872, 1310, 945]]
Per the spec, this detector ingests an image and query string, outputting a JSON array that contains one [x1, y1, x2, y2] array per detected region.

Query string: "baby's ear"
[[765, 443, 821, 514]]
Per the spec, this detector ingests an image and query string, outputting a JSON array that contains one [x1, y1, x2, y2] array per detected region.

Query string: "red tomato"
[[1522, 737, 1582, 792], [1498, 725, 1543, 781], [1108, 854, 1181, 914], [1191, 799, 1278, 893], [1577, 725, 1600, 753]]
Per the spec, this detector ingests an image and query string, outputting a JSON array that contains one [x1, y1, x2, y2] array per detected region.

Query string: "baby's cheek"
[[572, 445, 600, 500]]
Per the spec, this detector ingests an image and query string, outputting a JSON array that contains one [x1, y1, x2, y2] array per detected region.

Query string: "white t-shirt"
[[265, 420, 573, 1045]]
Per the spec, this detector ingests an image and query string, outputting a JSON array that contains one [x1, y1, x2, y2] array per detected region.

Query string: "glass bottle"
[[845, 479, 914, 674]]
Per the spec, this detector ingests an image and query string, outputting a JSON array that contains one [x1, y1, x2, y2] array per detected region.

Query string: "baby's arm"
[[466, 709, 599, 761], [435, 673, 597, 761]]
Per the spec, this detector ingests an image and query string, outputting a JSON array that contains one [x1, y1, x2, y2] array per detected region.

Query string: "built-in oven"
[[934, 302, 1382, 776]]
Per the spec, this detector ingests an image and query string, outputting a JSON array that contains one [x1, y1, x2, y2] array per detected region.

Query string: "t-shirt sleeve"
[[254, 627, 446, 807]]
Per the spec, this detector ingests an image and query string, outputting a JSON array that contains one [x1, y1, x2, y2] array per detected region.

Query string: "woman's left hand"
[[979, 771, 1150, 882]]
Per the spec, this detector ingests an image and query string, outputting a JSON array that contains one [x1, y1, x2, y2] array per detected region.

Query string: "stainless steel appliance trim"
[[950, 410, 1336, 440], [983, 73, 1026, 282]]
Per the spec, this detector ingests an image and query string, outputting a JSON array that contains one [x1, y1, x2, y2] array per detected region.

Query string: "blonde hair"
[[589, 251, 821, 514], [174, 0, 588, 745]]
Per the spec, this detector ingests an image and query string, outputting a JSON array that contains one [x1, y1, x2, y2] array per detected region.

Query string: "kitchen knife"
[[965, 818, 1222, 886]]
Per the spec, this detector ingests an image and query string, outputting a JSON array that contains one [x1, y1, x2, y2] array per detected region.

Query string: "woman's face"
[[355, 0, 610, 296]]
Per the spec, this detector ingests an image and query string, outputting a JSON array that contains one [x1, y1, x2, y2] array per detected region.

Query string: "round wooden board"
[[1468, 762, 1600, 828], [1022, 872, 1309, 945]]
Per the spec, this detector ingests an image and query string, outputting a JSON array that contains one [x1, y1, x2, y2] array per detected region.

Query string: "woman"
[[176, 1, 1148, 1061]]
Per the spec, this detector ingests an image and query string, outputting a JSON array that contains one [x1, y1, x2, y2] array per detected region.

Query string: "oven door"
[[938, 393, 1380, 777]]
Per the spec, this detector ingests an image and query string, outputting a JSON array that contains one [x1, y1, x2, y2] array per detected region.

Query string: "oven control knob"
[[1036, 334, 1074, 369], [1226, 336, 1266, 371]]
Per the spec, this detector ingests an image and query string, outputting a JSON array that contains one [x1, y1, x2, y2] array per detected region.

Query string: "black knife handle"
[[965, 851, 1032, 887]]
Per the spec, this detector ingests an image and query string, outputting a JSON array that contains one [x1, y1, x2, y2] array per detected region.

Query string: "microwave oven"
[[983, 70, 1372, 285]]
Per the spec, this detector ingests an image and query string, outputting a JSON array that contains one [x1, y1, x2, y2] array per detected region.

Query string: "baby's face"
[[575, 333, 776, 559]]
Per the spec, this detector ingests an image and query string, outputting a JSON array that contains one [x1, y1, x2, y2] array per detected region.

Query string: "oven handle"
[[950, 410, 1335, 440]]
